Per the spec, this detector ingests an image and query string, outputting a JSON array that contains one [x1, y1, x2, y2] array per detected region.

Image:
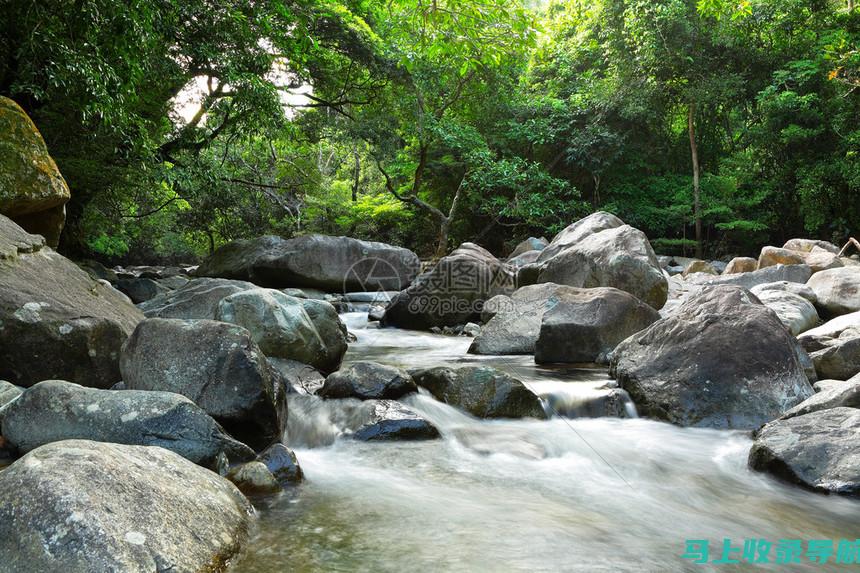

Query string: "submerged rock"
[[1, 380, 254, 468], [319, 361, 417, 400], [610, 286, 813, 429], [411, 366, 546, 419], [226, 461, 282, 495], [196, 234, 420, 291], [0, 440, 253, 572], [534, 287, 660, 364], [749, 408, 860, 495], [352, 400, 440, 441], [120, 318, 287, 450], [0, 215, 143, 388]]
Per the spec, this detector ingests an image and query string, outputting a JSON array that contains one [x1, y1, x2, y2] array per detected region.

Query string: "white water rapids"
[[235, 313, 860, 572]]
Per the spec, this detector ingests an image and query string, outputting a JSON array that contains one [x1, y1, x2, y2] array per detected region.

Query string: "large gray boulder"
[[411, 366, 546, 419], [610, 286, 814, 429], [115, 277, 169, 304], [723, 257, 758, 275], [750, 281, 818, 304], [534, 287, 661, 364], [749, 408, 860, 495], [215, 288, 347, 373], [0, 440, 253, 572], [1, 381, 254, 468], [807, 267, 860, 317], [139, 277, 256, 319], [537, 222, 667, 309], [0, 380, 22, 410], [196, 234, 420, 292], [120, 318, 287, 450], [468, 283, 569, 355], [508, 237, 547, 259], [381, 243, 516, 329], [537, 211, 625, 263], [318, 361, 416, 400], [781, 377, 860, 420], [750, 289, 819, 335], [799, 321, 860, 381], [0, 215, 143, 388], [689, 263, 813, 290]]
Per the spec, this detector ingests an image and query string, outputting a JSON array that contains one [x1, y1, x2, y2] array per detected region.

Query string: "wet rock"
[[0, 97, 70, 247], [258, 443, 304, 484], [0, 439, 253, 572], [542, 386, 633, 418], [139, 277, 256, 319], [749, 408, 860, 495], [537, 222, 667, 309], [0, 215, 143, 388], [382, 243, 516, 329], [268, 358, 326, 395], [807, 267, 860, 317], [120, 318, 287, 450], [226, 461, 282, 495], [508, 236, 548, 259], [196, 234, 420, 291], [215, 288, 347, 373], [468, 283, 571, 355], [412, 366, 547, 419], [751, 289, 819, 335], [781, 378, 860, 419], [610, 286, 814, 429], [352, 400, 440, 441], [534, 287, 661, 364], [319, 361, 416, 400], [724, 257, 758, 274], [1, 380, 254, 468]]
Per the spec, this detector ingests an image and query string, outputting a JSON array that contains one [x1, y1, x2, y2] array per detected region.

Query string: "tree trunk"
[[351, 149, 360, 202], [688, 102, 703, 259], [850, 0, 855, 11]]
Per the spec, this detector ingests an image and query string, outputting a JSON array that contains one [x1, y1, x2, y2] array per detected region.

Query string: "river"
[[234, 313, 860, 572]]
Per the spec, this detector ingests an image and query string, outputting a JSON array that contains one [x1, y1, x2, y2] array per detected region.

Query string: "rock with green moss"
[[0, 97, 70, 246]]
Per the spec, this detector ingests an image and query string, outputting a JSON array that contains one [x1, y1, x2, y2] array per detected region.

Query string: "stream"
[[235, 313, 860, 572]]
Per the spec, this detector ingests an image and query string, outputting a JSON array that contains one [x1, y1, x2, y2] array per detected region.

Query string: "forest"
[[2, 0, 858, 263]]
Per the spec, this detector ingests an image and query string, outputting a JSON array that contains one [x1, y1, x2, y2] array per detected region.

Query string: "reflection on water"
[[235, 313, 860, 572]]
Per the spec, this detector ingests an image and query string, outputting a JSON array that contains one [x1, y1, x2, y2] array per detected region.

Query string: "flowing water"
[[235, 313, 860, 572]]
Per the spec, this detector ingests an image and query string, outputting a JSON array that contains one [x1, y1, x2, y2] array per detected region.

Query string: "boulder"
[[749, 408, 860, 495], [682, 260, 718, 276], [120, 318, 287, 450], [381, 243, 516, 329], [534, 287, 661, 364], [139, 277, 256, 319], [0, 440, 253, 572], [411, 366, 547, 419], [215, 288, 347, 373], [687, 263, 812, 290], [783, 238, 841, 254], [759, 245, 842, 274], [352, 400, 440, 441], [0, 97, 70, 247], [800, 325, 860, 381], [807, 267, 860, 317], [0, 215, 143, 388], [537, 211, 625, 263], [468, 283, 569, 355], [751, 289, 819, 335], [781, 378, 860, 420], [116, 277, 169, 304], [506, 249, 541, 269], [750, 281, 818, 304], [610, 286, 814, 429], [0, 380, 23, 410], [318, 361, 416, 400], [226, 461, 281, 495], [537, 224, 668, 309], [268, 358, 326, 395], [1, 380, 254, 467], [508, 236, 548, 259], [196, 234, 420, 292], [724, 257, 758, 275], [258, 443, 304, 484]]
